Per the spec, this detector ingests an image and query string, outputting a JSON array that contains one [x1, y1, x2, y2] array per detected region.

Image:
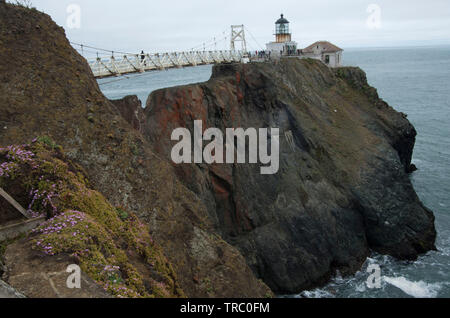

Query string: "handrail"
[[90, 50, 245, 79]]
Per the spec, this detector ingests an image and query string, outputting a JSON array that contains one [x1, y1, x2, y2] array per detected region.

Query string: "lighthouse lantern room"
[[275, 14, 292, 43]]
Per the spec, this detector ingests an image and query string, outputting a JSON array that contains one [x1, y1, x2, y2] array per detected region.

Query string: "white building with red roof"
[[301, 41, 344, 67]]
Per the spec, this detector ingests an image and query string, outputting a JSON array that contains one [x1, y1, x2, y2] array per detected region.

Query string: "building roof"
[[276, 14, 289, 24], [302, 41, 343, 53]]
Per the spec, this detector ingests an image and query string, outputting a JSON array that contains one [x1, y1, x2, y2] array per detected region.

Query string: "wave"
[[383, 276, 441, 298]]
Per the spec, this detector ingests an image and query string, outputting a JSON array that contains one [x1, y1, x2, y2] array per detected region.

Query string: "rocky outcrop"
[[0, 3, 436, 297], [142, 60, 436, 293], [0, 279, 25, 298], [110, 96, 146, 134], [4, 241, 112, 298], [0, 4, 271, 297], [0, 141, 187, 298]]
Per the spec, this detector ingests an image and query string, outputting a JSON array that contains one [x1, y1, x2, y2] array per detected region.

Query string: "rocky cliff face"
[[0, 4, 436, 297], [142, 60, 436, 293], [0, 4, 270, 297], [110, 96, 146, 134]]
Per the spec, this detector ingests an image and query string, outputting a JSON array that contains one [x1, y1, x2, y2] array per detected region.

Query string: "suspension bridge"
[[72, 25, 261, 79]]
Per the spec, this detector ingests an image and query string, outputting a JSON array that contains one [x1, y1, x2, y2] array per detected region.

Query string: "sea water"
[[98, 46, 450, 298]]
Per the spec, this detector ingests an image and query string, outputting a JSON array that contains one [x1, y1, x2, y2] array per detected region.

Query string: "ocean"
[[98, 46, 450, 298]]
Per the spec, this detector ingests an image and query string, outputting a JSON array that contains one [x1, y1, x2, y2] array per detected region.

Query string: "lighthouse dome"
[[276, 14, 289, 24]]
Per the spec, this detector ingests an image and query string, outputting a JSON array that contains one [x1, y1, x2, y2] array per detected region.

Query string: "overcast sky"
[[28, 0, 450, 56]]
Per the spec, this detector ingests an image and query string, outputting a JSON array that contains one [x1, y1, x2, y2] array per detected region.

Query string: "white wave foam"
[[384, 276, 441, 298], [297, 289, 334, 298]]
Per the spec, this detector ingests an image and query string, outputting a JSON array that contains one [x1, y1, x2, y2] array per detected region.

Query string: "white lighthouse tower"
[[266, 14, 298, 57]]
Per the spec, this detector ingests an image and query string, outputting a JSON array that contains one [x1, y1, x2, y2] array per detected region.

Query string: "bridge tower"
[[230, 25, 247, 52]]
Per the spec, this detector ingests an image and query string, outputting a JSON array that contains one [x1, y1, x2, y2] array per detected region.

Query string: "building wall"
[[325, 52, 343, 67], [266, 41, 298, 57], [301, 52, 322, 60], [266, 42, 285, 57], [324, 53, 336, 67], [301, 51, 343, 67], [336, 51, 343, 66]]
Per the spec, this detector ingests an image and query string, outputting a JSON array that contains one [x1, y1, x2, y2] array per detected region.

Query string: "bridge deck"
[[90, 50, 244, 79]]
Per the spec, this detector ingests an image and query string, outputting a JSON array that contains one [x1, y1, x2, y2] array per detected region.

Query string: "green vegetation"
[[116, 207, 129, 221], [0, 138, 184, 298], [36, 136, 59, 150]]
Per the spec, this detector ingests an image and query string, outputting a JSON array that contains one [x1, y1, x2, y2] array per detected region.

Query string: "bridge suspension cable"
[[70, 41, 135, 56], [244, 26, 265, 51], [72, 25, 247, 79], [189, 28, 230, 52], [71, 26, 232, 59]]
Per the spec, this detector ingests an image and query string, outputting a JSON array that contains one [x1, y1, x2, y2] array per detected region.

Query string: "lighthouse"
[[275, 14, 291, 43], [266, 14, 298, 57]]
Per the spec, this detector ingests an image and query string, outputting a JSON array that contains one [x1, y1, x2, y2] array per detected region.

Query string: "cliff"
[[142, 60, 436, 293], [0, 3, 436, 297], [0, 4, 271, 297]]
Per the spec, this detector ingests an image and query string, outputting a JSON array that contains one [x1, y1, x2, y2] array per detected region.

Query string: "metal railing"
[[89, 50, 245, 78]]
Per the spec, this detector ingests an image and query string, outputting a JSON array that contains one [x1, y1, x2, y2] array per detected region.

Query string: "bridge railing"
[[90, 50, 244, 78]]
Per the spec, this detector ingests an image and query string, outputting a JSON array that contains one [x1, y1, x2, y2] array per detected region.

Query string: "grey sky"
[[29, 0, 450, 55]]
